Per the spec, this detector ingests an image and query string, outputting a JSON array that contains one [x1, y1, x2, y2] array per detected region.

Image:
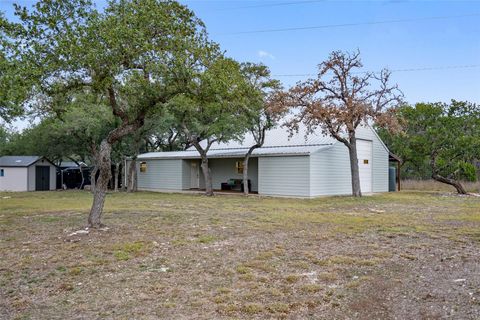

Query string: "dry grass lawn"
[[1, 190, 479, 319]]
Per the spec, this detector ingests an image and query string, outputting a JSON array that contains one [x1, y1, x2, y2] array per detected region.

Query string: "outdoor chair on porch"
[[221, 179, 251, 192]]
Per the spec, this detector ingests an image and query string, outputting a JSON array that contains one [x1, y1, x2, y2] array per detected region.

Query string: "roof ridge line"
[[207, 143, 334, 151]]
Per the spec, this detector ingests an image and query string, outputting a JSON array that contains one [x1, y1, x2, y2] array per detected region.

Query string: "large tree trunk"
[[86, 85, 147, 227], [90, 166, 98, 193], [200, 155, 213, 196], [88, 140, 112, 228], [431, 173, 467, 194], [243, 156, 250, 195], [243, 145, 258, 195], [181, 125, 214, 196], [431, 153, 467, 194], [347, 136, 362, 197], [243, 128, 266, 196], [87, 120, 144, 227]]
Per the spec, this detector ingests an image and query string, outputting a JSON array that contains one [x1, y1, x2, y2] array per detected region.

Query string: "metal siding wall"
[[371, 135, 389, 192], [0, 167, 28, 191], [310, 126, 389, 196], [137, 159, 184, 190], [50, 163, 57, 190], [258, 156, 310, 197], [209, 158, 258, 192], [356, 126, 389, 192], [27, 165, 35, 191], [310, 144, 352, 196], [181, 160, 192, 189]]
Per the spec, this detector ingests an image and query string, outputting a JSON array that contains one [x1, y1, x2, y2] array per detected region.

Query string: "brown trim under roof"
[[388, 152, 402, 163]]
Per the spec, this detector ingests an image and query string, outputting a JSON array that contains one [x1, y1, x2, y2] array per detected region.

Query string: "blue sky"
[[183, 0, 480, 104], [2, 0, 479, 106]]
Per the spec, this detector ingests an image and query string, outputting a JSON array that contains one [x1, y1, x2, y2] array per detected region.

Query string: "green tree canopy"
[[8, 0, 220, 227], [1, 96, 114, 162], [169, 57, 255, 195], [379, 101, 480, 193], [0, 12, 26, 121], [239, 62, 282, 195]]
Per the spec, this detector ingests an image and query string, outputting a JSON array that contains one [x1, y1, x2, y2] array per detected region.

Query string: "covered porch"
[[185, 157, 259, 193]]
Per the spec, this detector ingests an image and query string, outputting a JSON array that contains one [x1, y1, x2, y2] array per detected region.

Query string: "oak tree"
[[10, 0, 215, 227], [240, 63, 282, 195], [169, 58, 252, 196], [381, 101, 480, 194], [273, 50, 402, 196]]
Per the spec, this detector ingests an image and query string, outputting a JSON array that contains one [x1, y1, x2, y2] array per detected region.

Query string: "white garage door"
[[357, 140, 372, 193]]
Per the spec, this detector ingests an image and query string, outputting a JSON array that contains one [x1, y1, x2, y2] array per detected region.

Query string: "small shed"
[[0, 156, 57, 192]]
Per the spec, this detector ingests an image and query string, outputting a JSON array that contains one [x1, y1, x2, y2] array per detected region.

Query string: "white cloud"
[[258, 50, 275, 60]]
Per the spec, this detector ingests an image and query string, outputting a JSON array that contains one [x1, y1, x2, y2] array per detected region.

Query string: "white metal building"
[[133, 124, 390, 197], [0, 156, 57, 192]]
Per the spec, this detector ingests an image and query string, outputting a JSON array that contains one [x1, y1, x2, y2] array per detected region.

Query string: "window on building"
[[0, 169, 4, 177], [140, 162, 147, 173], [363, 159, 369, 164], [235, 161, 244, 174]]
